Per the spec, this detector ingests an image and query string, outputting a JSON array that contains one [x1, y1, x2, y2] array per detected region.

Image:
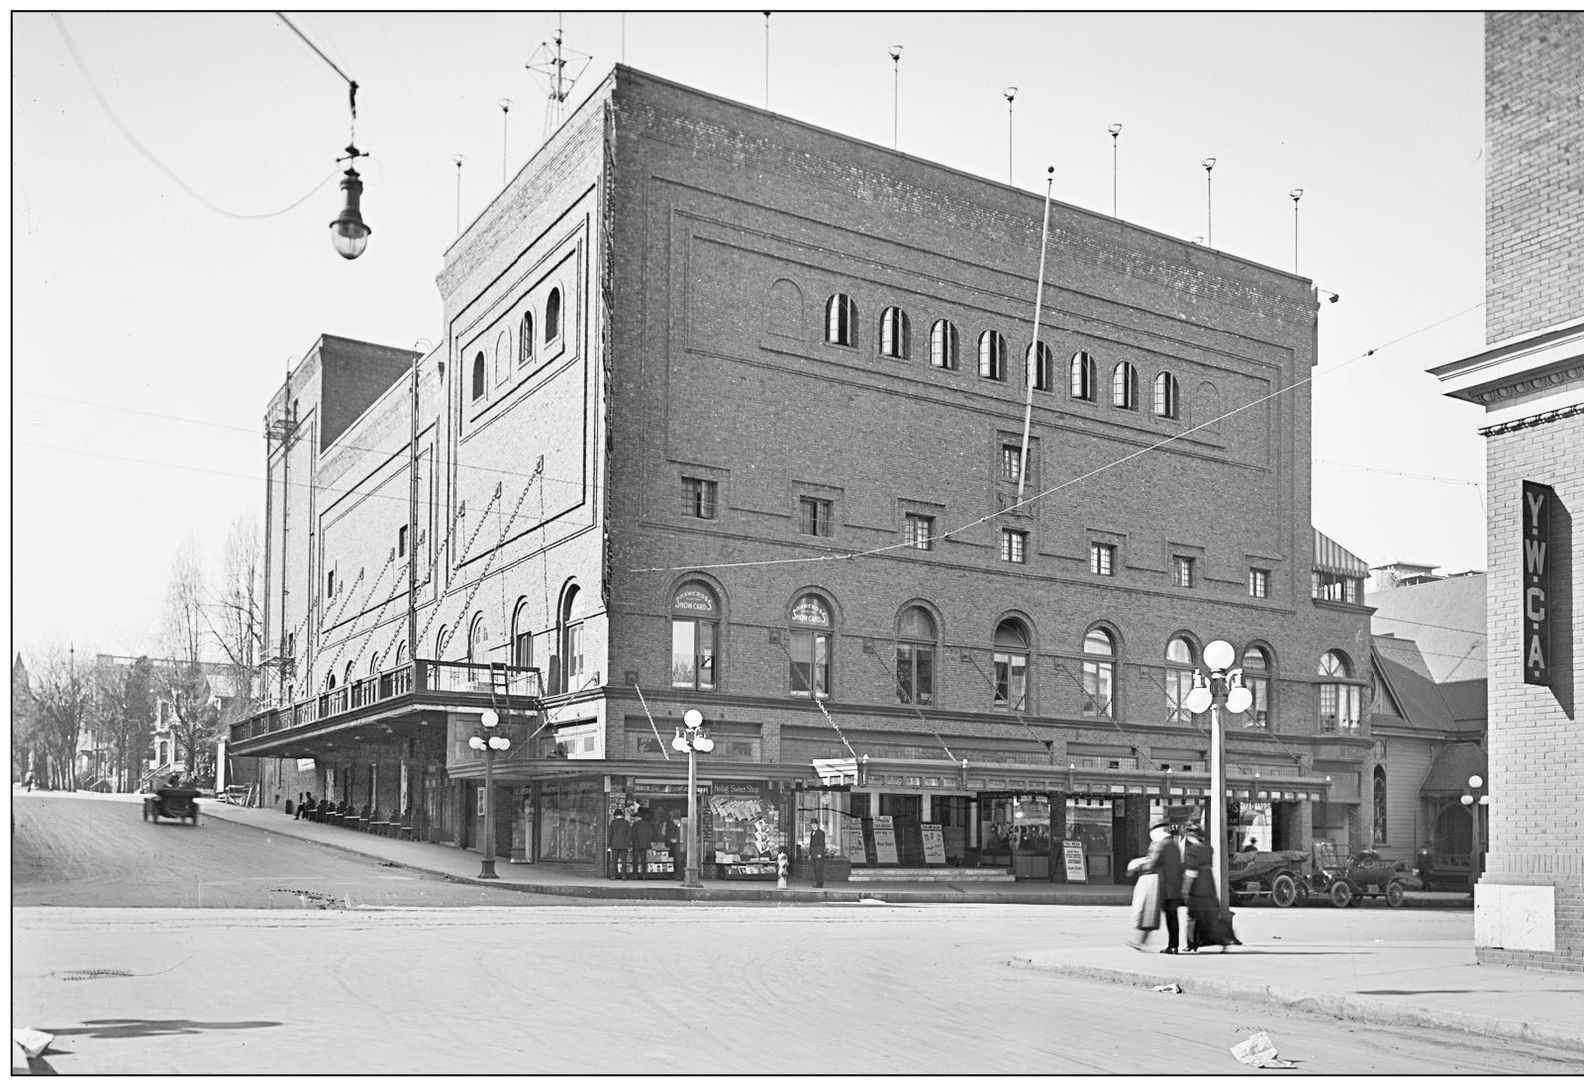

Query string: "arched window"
[[978, 330, 1007, 381], [545, 287, 562, 341], [511, 599, 532, 669], [1154, 372, 1179, 418], [993, 618, 1029, 710], [561, 585, 586, 693], [825, 293, 857, 347], [519, 312, 535, 368], [471, 352, 486, 401], [1373, 764, 1388, 845], [879, 306, 910, 359], [1112, 361, 1138, 409], [930, 319, 958, 370], [671, 581, 720, 691], [896, 606, 937, 705], [789, 593, 833, 698], [1083, 627, 1116, 718], [468, 614, 490, 663], [1070, 351, 1096, 400], [435, 626, 449, 661], [1317, 650, 1360, 733], [1165, 636, 1197, 723], [1242, 645, 1270, 728], [158, 740, 169, 764], [344, 661, 355, 686], [395, 640, 407, 665], [369, 654, 379, 676], [494, 328, 512, 386], [1028, 341, 1054, 391]]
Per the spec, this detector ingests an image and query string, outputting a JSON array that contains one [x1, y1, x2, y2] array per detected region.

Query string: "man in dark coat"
[[631, 809, 656, 879], [1153, 820, 1187, 955], [608, 809, 632, 879], [809, 823, 827, 888]]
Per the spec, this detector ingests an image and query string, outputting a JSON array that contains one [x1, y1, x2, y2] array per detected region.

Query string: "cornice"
[[1479, 400, 1584, 436]]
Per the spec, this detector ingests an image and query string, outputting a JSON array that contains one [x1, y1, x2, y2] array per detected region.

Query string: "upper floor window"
[[512, 599, 533, 669], [1090, 543, 1115, 576], [930, 319, 958, 370], [1071, 351, 1097, 400], [560, 585, 586, 693], [519, 312, 536, 367], [1248, 568, 1270, 598], [1173, 555, 1196, 588], [1082, 627, 1116, 718], [671, 582, 719, 692], [1027, 342, 1055, 391], [905, 513, 934, 551], [1000, 528, 1028, 564], [789, 593, 833, 699], [397, 525, 408, 558], [1000, 444, 1024, 484], [1165, 636, 1197, 724], [494, 328, 512, 386], [471, 352, 487, 401], [682, 477, 718, 520], [1242, 645, 1270, 728], [798, 496, 832, 537], [1112, 361, 1138, 409], [468, 615, 490, 663], [879, 306, 910, 359], [978, 331, 1007, 381], [1153, 372, 1179, 418], [993, 619, 1029, 711], [545, 288, 563, 342], [1317, 650, 1360, 733], [327, 569, 337, 598], [825, 293, 857, 347], [1312, 570, 1362, 604], [896, 606, 937, 706]]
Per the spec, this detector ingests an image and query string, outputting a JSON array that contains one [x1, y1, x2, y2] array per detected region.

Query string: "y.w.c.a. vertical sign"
[[1522, 480, 1554, 687]]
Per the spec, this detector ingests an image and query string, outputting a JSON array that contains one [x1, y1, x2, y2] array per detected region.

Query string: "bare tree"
[[212, 512, 264, 720], [28, 645, 96, 791], [158, 537, 219, 785]]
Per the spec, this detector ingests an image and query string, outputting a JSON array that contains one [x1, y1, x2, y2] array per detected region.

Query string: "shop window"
[[1318, 650, 1360, 733], [879, 306, 910, 359], [471, 352, 486, 401], [1242, 645, 1271, 728], [545, 287, 562, 342], [671, 581, 720, 691], [682, 477, 718, 519], [978, 330, 1006, 381], [1165, 636, 1197, 723], [1112, 361, 1138, 409], [896, 606, 936, 706], [1083, 627, 1116, 718], [930, 319, 958, 370], [1027, 341, 1054, 391], [1071, 350, 1097, 400], [825, 293, 857, 347], [1090, 542, 1115, 576], [993, 619, 1029, 711], [1153, 371, 1179, 418], [789, 593, 833, 699], [540, 780, 603, 861], [905, 513, 933, 551]]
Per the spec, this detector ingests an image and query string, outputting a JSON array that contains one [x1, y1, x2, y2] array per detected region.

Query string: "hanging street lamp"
[[329, 144, 372, 260]]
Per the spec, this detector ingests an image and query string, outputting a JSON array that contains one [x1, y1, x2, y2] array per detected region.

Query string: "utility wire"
[[51, 13, 339, 220]]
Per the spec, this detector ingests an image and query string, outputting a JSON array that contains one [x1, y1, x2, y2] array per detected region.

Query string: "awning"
[[1420, 742, 1487, 795], [1314, 528, 1370, 577]]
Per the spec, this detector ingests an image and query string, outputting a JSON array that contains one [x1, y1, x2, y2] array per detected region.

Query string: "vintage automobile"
[[143, 787, 201, 826], [1310, 842, 1413, 907], [1228, 848, 1312, 907]]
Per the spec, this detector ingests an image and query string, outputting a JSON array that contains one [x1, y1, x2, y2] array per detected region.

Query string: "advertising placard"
[[872, 815, 900, 865], [920, 823, 947, 864], [1062, 840, 1088, 883], [842, 823, 865, 861]]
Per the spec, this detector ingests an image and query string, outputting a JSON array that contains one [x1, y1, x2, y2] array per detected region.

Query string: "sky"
[[9, 8, 1491, 661]]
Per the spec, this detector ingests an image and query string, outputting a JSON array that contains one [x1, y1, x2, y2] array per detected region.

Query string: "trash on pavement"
[[859, 896, 889, 905], [13, 1028, 53, 1059], [1151, 983, 1182, 994], [1229, 1031, 1297, 1069]]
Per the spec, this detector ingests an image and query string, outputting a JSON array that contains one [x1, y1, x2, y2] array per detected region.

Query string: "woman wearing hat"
[[1126, 820, 1185, 953], [1183, 824, 1239, 950]]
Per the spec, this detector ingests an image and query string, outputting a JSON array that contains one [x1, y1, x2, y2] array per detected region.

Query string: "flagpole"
[[1016, 167, 1055, 506]]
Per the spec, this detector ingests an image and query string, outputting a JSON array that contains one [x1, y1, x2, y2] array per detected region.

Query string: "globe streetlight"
[[1183, 638, 1255, 910], [467, 708, 511, 879], [671, 709, 715, 887], [1459, 773, 1489, 899]]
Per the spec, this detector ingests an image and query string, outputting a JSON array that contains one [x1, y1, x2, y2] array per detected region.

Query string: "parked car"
[[1228, 848, 1311, 907], [1310, 842, 1412, 907]]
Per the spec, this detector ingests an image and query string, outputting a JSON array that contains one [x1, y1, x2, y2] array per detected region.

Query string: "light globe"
[[683, 709, 704, 730], [1225, 685, 1254, 714], [1203, 640, 1236, 671], [1468, 774, 1483, 790]]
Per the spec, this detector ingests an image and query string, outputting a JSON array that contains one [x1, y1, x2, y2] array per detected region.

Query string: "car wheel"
[[1386, 881, 1405, 908], [1329, 880, 1354, 908], [1271, 873, 1298, 908]]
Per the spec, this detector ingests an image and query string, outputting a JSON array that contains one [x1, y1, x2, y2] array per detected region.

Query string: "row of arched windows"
[[471, 286, 564, 402], [825, 293, 1184, 419]]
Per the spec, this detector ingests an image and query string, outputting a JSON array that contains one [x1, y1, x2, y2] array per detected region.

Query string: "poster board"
[[1062, 840, 1088, 883], [872, 815, 900, 865], [921, 823, 947, 865], [842, 824, 865, 861]]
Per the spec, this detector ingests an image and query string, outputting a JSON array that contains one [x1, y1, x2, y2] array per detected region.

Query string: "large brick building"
[[1430, 12, 1583, 969], [234, 67, 1375, 882]]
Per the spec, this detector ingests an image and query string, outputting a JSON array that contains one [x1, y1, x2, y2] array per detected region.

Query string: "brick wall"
[[1484, 12, 1584, 343]]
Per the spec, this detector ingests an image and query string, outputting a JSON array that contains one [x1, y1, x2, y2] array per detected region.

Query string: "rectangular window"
[[1166, 670, 1195, 723], [397, 525, 408, 558], [1083, 661, 1114, 718], [1000, 445, 1023, 483], [564, 623, 585, 687], [905, 514, 934, 551], [1320, 684, 1360, 733], [1001, 529, 1028, 564], [1312, 571, 1362, 604], [682, 477, 717, 520], [1248, 568, 1269, 598], [1173, 555, 1195, 588], [897, 643, 935, 705], [789, 629, 830, 698], [798, 497, 831, 537], [671, 619, 717, 691], [513, 631, 532, 669], [993, 651, 1027, 710], [1090, 543, 1115, 576], [1245, 675, 1269, 729]]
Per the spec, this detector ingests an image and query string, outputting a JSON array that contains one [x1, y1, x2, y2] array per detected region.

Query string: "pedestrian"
[[659, 809, 680, 874], [1183, 824, 1239, 951], [1129, 819, 1185, 954], [23, 769, 34, 792], [1125, 821, 1174, 950], [809, 822, 827, 888], [297, 791, 314, 820], [608, 807, 632, 880], [631, 808, 655, 879]]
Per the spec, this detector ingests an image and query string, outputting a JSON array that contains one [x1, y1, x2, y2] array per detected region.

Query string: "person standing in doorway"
[[809, 821, 827, 888], [631, 807, 656, 880], [659, 808, 680, 875], [608, 807, 632, 879]]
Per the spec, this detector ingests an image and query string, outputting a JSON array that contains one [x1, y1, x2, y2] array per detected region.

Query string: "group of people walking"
[[1127, 819, 1240, 953]]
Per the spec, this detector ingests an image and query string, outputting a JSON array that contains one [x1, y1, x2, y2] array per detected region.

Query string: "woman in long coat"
[[1125, 823, 1176, 950], [1183, 825, 1239, 950]]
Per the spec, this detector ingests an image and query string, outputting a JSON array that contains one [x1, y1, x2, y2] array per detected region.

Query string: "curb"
[[1008, 956, 1584, 1054]]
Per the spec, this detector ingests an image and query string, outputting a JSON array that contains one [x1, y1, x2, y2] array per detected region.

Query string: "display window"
[[1066, 799, 1115, 880], [705, 785, 786, 878], [539, 780, 603, 861]]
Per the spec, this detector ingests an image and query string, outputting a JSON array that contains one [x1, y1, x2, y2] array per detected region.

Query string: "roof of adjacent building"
[[1314, 529, 1369, 577], [1420, 741, 1488, 795], [1366, 573, 1487, 687], [1371, 634, 1456, 733]]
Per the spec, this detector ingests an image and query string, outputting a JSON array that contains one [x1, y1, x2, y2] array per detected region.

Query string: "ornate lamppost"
[[671, 709, 715, 888], [1183, 639, 1254, 909], [468, 708, 511, 879], [1460, 773, 1489, 899]]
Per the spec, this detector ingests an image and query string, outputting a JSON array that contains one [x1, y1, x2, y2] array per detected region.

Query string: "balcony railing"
[[231, 660, 543, 745]]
